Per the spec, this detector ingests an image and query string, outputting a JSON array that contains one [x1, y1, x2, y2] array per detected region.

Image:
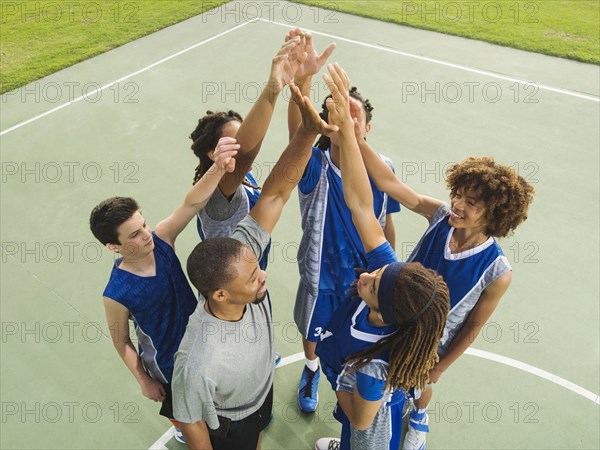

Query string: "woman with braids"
[[346, 75, 535, 449], [284, 29, 401, 413], [190, 34, 307, 270], [314, 64, 450, 450]]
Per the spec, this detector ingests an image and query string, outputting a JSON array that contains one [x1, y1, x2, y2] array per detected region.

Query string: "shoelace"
[[300, 369, 316, 398], [328, 440, 340, 450]]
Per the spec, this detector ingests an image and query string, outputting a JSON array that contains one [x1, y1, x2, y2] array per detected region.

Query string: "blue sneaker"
[[298, 365, 320, 412], [173, 426, 185, 444]]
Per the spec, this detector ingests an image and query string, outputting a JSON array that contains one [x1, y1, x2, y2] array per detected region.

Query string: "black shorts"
[[209, 386, 274, 450], [159, 383, 174, 419]]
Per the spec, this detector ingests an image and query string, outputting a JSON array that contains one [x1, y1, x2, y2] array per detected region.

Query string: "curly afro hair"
[[446, 156, 535, 238]]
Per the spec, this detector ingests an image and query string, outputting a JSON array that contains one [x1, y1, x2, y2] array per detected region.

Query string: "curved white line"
[[259, 18, 600, 103], [148, 348, 599, 448], [465, 348, 600, 405]]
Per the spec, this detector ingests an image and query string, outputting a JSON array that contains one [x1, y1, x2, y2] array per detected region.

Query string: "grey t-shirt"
[[172, 215, 274, 428]]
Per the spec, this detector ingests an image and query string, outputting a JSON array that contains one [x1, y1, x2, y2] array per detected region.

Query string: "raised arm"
[[155, 143, 238, 246], [350, 101, 442, 221], [286, 30, 336, 141], [323, 64, 385, 252], [250, 84, 337, 234], [219, 36, 307, 196]]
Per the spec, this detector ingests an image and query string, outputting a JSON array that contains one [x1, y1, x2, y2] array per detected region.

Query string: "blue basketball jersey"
[[294, 148, 400, 338], [103, 232, 197, 383], [408, 203, 512, 353], [316, 242, 405, 449], [299, 148, 400, 295]]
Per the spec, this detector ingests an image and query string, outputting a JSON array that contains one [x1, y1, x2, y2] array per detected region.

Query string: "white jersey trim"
[[444, 227, 495, 260], [448, 254, 511, 315], [133, 317, 168, 384], [350, 302, 395, 343]]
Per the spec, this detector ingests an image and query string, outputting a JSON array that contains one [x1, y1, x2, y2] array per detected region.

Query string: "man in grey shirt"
[[172, 83, 337, 450]]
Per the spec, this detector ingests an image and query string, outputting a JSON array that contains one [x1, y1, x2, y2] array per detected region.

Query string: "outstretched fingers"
[[327, 63, 349, 95], [290, 84, 338, 135], [324, 63, 352, 126]]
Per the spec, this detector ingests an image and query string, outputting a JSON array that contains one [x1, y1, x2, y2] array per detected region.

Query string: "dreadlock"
[[316, 86, 374, 150], [189, 110, 260, 190], [345, 263, 450, 392]]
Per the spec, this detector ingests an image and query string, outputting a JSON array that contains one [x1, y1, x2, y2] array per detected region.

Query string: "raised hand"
[[213, 137, 239, 173], [290, 84, 338, 136], [270, 36, 307, 92], [323, 63, 352, 129], [286, 30, 336, 80]]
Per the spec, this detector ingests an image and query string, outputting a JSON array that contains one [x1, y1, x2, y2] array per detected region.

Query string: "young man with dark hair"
[[172, 85, 337, 450], [89, 144, 237, 440]]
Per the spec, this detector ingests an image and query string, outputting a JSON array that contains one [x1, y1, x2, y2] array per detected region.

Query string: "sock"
[[305, 357, 319, 372], [168, 418, 181, 431]]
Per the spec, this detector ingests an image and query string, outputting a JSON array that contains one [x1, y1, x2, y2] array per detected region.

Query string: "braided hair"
[[189, 110, 259, 190], [345, 263, 450, 391], [316, 86, 374, 150]]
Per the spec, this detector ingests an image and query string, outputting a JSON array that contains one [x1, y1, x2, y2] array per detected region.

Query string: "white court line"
[[148, 426, 175, 450], [465, 348, 600, 405], [3, 14, 599, 137], [278, 351, 305, 367], [149, 347, 599, 448], [259, 18, 600, 103], [0, 21, 252, 137]]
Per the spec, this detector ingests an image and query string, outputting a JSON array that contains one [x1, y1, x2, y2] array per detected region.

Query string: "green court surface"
[[1, 2, 598, 449]]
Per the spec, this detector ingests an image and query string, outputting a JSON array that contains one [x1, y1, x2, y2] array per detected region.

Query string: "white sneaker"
[[402, 412, 428, 450], [315, 437, 341, 450]]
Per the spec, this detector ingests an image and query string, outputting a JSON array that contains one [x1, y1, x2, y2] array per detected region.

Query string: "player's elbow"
[[344, 193, 372, 215]]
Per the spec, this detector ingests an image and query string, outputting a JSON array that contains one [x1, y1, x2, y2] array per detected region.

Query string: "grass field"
[[0, 1, 229, 94], [291, 0, 600, 64], [1, 0, 598, 95]]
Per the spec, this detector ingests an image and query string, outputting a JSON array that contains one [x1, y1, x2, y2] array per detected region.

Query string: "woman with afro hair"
[[352, 94, 535, 450]]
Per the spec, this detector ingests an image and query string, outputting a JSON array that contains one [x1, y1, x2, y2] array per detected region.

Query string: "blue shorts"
[[302, 293, 345, 342]]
